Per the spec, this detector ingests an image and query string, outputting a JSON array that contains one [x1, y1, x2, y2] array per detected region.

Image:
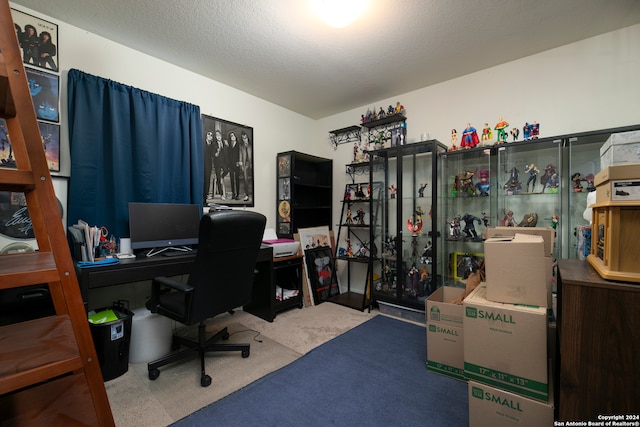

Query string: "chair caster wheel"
[[149, 369, 160, 381], [201, 374, 212, 387], [242, 349, 250, 358]]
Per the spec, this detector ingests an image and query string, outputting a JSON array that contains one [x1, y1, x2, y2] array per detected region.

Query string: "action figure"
[[531, 121, 540, 139], [461, 213, 482, 241], [461, 123, 479, 149], [388, 184, 397, 199], [481, 123, 492, 143], [394, 101, 405, 115], [571, 172, 583, 192], [500, 210, 515, 227], [355, 183, 366, 199], [449, 129, 458, 151], [355, 208, 366, 225], [551, 214, 559, 237], [503, 167, 522, 193], [494, 118, 509, 143], [475, 169, 490, 196], [523, 123, 532, 140], [524, 164, 539, 192], [421, 241, 433, 264], [510, 127, 520, 142], [418, 183, 427, 197], [481, 212, 490, 227], [457, 170, 476, 197], [345, 239, 354, 257], [344, 185, 352, 201], [540, 164, 559, 193], [449, 215, 462, 239], [353, 143, 359, 162], [345, 208, 352, 224], [458, 253, 479, 280], [584, 173, 596, 192]]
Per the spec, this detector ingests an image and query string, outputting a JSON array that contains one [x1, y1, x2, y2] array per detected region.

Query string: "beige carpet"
[[105, 302, 378, 426]]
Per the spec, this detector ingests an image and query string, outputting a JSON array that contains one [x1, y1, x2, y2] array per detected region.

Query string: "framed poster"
[[0, 118, 59, 172], [11, 8, 59, 72], [39, 121, 60, 172], [202, 115, 254, 207], [25, 67, 59, 123], [304, 246, 339, 304]]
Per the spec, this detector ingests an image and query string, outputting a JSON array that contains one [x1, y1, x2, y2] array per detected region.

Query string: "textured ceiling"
[[11, 0, 640, 119]]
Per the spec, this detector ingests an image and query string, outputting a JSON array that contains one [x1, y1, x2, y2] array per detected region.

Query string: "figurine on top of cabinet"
[[571, 172, 584, 192], [530, 121, 540, 139], [481, 123, 492, 143], [378, 107, 387, 119], [510, 127, 520, 142], [461, 123, 479, 149], [449, 129, 458, 151], [494, 117, 509, 144], [387, 105, 395, 116], [523, 123, 532, 140], [475, 169, 490, 196], [395, 102, 405, 115]]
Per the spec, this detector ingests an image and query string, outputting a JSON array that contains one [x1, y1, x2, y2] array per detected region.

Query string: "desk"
[[556, 259, 640, 421], [76, 245, 273, 310]]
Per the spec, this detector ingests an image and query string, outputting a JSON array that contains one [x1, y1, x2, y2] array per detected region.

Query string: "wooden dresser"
[[556, 259, 640, 421]]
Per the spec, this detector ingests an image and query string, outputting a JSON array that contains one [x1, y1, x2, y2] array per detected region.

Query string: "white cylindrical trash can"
[[129, 307, 173, 364]]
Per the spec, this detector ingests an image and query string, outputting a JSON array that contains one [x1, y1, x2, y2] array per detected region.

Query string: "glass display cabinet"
[[370, 140, 447, 311], [495, 138, 562, 259], [438, 146, 495, 287]]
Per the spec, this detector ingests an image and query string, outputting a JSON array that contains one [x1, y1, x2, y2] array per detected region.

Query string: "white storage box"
[[600, 130, 640, 169]]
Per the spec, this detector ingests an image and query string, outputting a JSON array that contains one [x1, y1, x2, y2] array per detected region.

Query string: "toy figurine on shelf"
[[406, 207, 424, 236], [345, 239, 355, 257], [344, 185, 352, 201], [550, 214, 559, 237], [584, 173, 596, 192], [357, 241, 368, 257], [510, 127, 520, 142], [388, 184, 397, 199], [481, 212, 490, 227], [571, 172, 584, 192], [418, 183, 427, 197], [407, 264, 420, 297], [394, 101, 405, 115], [531, 121, 540, 139], [355, 208, 366, 225], [457, 170, 476, 197], [421, 241, 433, 265], [475, 169, 490, 196], [387, 105, 395, 116], [353, 143, 359, 162], [500, 210, 515, 227], [461, 123, 479, 149], [449, 215, 462, 239], [450, 129, 458, 151], [355, 183, 366, 199], [524, 164, 539, 193], [540, 163, 559, 193], [377, 107, 386, 119], [345, 208, 352, 225], [481, 123, 492, 144], [494, 117, 509, 144], [461, 213, 483, 241], [503, 167, 522, 194], [517, 212, 538, 227], [523, 123, 532, 140]]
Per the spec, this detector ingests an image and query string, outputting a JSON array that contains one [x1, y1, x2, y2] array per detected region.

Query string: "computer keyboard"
[[162, 249, 196, 257]]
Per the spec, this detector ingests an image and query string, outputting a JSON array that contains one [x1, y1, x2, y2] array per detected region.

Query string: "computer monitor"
[[128, 202, 202, 256]]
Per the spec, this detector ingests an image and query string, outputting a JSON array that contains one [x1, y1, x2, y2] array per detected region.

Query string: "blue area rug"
[[172, 314, 468, 426]]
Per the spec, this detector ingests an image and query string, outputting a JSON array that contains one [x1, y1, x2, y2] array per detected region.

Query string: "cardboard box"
[[485, 226, 554, 257], [599, 130, 640, 169], [425, 287, 466, 381], [426, 322, 465, 381], [426, 286, 465, 328], [464, 285, 548, 401], [468, 377, 554, 427], [483, 234, 552, 307], [594, 164, 640, 204]]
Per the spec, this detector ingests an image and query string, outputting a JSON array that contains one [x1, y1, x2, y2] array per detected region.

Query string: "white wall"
[[12, 4, 640, 236], [317, 23, 640, 232]]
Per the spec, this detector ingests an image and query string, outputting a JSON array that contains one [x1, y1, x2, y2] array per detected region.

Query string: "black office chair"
[[145, 209, 266, 387]]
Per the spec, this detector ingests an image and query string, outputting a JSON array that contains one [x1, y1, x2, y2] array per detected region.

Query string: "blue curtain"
[[67, 69, 203, 239]]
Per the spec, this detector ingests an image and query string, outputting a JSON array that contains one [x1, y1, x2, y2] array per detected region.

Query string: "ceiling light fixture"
[[312, 0, 368, 28]]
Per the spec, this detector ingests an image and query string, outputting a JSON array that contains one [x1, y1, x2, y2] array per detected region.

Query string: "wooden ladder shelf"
[[0, 2, 114, 425]]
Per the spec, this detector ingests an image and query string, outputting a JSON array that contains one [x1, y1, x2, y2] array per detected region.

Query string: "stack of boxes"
[[464, 228, 555, 426]]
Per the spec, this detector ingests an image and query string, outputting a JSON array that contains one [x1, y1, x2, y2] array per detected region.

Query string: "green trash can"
[[88, 301, 134, 381]]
